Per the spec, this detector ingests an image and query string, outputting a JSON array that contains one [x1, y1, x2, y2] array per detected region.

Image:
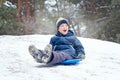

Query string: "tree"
[[0, 4, 22, 35], [0, 0, 119, 43], [98, 1, 120, 43]]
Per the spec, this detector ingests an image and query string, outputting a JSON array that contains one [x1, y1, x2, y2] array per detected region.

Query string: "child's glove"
[[76, 53, 85, 59]]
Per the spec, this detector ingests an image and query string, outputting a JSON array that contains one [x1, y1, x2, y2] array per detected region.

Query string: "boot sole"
[[42, 44, 52, 63]]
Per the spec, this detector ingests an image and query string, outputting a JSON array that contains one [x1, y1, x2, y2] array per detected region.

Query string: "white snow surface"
[[0, 35, 120, 80]]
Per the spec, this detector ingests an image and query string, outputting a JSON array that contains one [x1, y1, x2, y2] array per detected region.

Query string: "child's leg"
[[47, 51, 73, 65], [28, 44, 53, 63], [29, 44, 73, 65], [29, 45, 44, 63]]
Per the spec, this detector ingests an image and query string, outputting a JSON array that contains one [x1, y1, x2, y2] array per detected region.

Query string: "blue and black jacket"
[[50, 30, 85, 58]]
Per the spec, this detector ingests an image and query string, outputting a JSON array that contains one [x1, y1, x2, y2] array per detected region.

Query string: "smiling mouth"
[[63, 30, 67, 32]]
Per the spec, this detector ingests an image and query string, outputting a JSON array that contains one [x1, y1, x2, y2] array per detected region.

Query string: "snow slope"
[[0, 35, 120, 80]]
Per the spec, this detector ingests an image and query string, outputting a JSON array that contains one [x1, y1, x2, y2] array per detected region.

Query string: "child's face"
[[58, 23, 69, 35]]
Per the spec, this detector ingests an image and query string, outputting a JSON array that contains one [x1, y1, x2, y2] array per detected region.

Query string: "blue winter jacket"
[[50, 30, 85, 58]]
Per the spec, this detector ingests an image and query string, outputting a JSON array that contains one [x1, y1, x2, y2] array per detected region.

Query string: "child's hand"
[[77, 53, 85, 59]]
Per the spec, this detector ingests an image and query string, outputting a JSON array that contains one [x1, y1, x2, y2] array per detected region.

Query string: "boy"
[[29, 17, 85, 65]]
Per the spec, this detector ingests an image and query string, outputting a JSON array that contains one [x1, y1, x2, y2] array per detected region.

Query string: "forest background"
[[0, 0, 120, 43]]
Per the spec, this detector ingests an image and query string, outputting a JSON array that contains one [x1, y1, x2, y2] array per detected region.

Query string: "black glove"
[[76, 53, 85, 59]]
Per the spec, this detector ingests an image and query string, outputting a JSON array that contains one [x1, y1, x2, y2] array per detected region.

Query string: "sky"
[[0, 35, 120, 80]]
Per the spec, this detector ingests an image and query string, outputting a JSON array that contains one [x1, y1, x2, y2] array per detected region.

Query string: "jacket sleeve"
[[49, 37, 55, 50], [73, 37, 85, 55]]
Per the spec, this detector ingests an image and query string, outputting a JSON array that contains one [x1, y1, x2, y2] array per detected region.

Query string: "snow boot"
[[29, 45, 44, 63], [42, 44, 53, 63]]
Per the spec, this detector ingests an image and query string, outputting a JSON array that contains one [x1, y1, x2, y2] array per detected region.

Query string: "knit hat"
[[56, 17, 69, 30]]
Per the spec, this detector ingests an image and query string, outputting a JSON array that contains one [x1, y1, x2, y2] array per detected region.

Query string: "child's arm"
[[74, 37, 85, 59]]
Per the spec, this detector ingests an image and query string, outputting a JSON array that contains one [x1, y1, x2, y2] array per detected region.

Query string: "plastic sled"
[[59, 58, 82, 65]]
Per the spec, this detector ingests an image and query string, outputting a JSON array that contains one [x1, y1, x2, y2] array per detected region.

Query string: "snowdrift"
[[0, 35, 120, 80]]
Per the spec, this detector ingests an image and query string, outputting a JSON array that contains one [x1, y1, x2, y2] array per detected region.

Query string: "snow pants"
[[47, 51, 73, 65]]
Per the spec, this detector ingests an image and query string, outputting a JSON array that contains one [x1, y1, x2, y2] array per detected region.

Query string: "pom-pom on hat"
[[56, 17, 69, 30]]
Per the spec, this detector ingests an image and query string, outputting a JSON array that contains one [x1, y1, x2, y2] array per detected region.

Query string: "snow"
[[45, 0, 56, 6], [0, 35, 120, 80], [3, 1, 16, 8]]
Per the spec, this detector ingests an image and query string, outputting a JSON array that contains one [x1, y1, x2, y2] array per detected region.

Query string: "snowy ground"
[[0, 35, 120, 80]]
